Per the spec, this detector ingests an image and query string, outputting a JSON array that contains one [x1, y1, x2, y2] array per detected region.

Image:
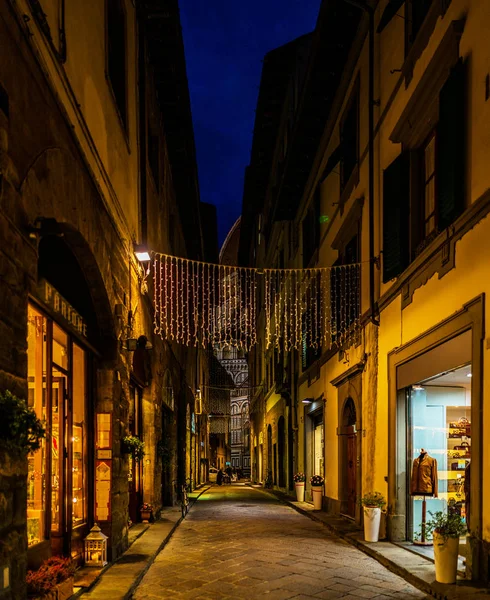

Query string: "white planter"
[[363, 507, 381, 542], [433, 532, 459, 584], [295, 482, 305, 502], [311, 486, 323, 510]]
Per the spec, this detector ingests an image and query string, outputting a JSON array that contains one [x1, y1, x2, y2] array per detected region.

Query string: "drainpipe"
[[137, 6, 148, 246], [340, 0, 379, 326]]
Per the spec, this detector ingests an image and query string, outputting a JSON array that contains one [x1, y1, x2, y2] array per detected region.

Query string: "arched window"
[[107, 0, 127, 126]]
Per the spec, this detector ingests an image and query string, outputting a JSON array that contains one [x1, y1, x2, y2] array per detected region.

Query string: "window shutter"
[[437, 59, 466, 231], [382, 152, 410, 283]]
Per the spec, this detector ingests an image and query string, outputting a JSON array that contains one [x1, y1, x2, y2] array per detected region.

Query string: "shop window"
[[107, 0, 127, 128], [407, 363, 471, 566], [27, 304, 89, 551], [72, 343, 87, 528], [27, 307, 48, 547]]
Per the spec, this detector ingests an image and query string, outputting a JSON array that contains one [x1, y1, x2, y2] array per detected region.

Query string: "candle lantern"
[[84, 523, 108, 567]]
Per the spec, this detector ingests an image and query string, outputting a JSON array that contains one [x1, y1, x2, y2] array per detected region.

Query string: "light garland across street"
[[151, 252, 361, 351]]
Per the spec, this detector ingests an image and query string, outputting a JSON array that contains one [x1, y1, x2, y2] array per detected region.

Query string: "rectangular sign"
[[37, 279, 88, 337]]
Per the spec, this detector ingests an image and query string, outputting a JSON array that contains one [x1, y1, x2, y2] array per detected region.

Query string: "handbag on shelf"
[[449, 429, 466, 438], [451, 459, 469, 471]]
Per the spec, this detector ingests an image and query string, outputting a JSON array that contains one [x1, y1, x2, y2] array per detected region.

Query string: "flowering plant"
[[293, 472, 306, 483], [310, 475, 324, 486], [140, 502, 153, 511], [122, 435, 145, 461], [359, 491, 386, 509], [27, 557, 75, 596]]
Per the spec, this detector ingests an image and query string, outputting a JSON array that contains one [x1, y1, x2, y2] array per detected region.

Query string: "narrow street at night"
[[133, 485, 427, 600]]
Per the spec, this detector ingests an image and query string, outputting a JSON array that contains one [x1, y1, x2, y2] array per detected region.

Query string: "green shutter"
[[437, 59, 466, 230], [382, 152, 410, 283]]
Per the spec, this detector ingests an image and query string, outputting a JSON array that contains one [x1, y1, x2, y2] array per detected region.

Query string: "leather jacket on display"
[[410, 453, 438, 496]]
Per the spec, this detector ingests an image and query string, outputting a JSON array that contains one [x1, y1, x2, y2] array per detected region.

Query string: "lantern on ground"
[[84, 523, 108, 567]]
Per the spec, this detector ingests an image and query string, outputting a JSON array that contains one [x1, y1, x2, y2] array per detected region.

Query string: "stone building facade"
[[241, 0, 490, 584], [0, 1, 210, 598]]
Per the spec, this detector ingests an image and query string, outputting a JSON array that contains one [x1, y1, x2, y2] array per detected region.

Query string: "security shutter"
[[437, 59, 466, 231], [382, 152, 410, 283]]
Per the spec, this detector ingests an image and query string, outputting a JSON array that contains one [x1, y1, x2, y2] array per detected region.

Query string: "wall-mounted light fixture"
[[134, 244, 151, 262], [301, 398, 313, 405]]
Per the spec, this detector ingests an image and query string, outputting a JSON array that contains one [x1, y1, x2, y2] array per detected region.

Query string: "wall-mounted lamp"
[[301, 398, 313, 405], [134, 244, 151, 262], [124, 336, 153, 351]]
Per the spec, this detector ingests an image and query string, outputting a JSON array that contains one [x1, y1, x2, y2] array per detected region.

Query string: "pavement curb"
[[250, 485, 489, 600], [124, 484, 212, 600]]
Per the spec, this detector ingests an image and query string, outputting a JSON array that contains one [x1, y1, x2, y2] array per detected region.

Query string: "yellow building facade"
[[243, 0, 490, 583]]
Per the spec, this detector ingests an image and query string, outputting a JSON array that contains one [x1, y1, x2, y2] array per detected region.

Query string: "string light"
[[151, 252, 361, 352]]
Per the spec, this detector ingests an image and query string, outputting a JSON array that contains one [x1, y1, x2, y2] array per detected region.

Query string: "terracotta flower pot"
[[311, 486, 323, 510], [140, 510, 152, 523]]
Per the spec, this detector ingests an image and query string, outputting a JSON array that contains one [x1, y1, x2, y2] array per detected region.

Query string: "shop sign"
[[38, 279, 88, 337]]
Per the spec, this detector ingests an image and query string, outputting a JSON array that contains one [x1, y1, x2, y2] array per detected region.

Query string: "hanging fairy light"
[[151, 252, 361, 352]]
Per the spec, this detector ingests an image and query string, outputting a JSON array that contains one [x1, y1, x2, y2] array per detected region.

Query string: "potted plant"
[[27, 556, 75, 600], [140, 502, 153, 524], [122, 435, 145, 461], [425, 510, 466, 583], [0, 390, 45, 457], [310, 475, 324, 510], [293, 473, 306, 502], [359, 491, 386, 542]]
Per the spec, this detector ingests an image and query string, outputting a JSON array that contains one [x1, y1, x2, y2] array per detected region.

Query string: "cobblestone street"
[[133, 485, 427, 600]]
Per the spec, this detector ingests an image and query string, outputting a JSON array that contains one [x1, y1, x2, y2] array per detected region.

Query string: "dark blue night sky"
[[179, 1, 321, 248]]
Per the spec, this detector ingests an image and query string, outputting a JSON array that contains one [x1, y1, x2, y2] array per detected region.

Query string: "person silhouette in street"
[[217, 468, 224, 486]]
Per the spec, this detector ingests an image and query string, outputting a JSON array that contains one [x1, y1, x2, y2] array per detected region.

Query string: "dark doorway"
[[278, 416, 285, 487], [161, 407, 172, 506], [267, 425, 272, 479], [342, 397, 357, 519], [128, 383, 143, 523]]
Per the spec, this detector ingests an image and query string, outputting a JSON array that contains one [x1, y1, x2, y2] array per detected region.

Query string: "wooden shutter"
[[437, 59, 466, 231], [382, 152, 410, 283]]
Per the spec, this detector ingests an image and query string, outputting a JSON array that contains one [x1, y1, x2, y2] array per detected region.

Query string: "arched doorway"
[[27, 234, 114, 563], [341, 397, 358, 519], [278, 417, 285, 488]]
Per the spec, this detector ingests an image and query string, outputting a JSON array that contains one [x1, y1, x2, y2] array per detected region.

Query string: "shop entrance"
[[278, 416, 285, 487], [128, 383, 143, 524], [267, 425, 273, 480], [404, 363, 471, 569], [342, 398, 357, 519], [305, 400, 324, 492], [27, 306, 90, 562]]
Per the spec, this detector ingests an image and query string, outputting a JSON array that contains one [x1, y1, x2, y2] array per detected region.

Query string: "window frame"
[[339, 75, 360, 202]]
